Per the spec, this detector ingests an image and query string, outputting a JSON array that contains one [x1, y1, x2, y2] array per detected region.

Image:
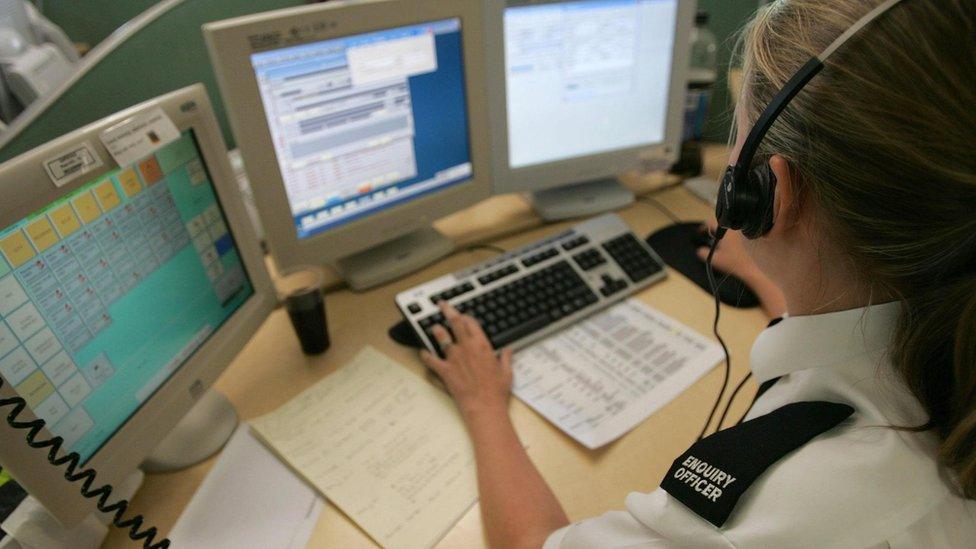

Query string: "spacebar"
[[490, 314, 550, 349]]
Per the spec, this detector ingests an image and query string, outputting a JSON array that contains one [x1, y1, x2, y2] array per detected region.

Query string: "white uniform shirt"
[[544, 302, 976, 548]]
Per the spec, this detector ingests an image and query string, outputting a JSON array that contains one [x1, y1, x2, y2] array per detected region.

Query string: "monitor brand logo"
[[286, 21, 339, 45], [248, 31, 282, 50]]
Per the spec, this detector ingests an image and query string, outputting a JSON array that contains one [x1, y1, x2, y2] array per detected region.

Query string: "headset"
[[699, 0, 909, 439]]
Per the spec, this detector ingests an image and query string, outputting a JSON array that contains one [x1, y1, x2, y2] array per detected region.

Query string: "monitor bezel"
[[203, 0, 492, 272], [485, 0, 695, 194], [0, 84, 277, 526]]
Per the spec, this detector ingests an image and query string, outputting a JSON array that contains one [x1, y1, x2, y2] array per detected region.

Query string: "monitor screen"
[[0, 131, 254, 461], [250, 18, 473, 240], [505, 0, 678, 169]]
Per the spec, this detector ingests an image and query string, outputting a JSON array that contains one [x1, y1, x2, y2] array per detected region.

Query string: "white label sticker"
[[42, 142, 104, 188], [99, 107, 180, 167]]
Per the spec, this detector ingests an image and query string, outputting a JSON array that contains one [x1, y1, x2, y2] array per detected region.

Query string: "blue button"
[[214, 234, 234, 256]]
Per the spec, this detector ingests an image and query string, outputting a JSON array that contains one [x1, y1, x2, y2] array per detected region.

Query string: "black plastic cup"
[[277, 268, 330, 355]]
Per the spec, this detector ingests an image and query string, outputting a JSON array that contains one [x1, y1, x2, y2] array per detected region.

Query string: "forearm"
[[465, 407, 569, 549]]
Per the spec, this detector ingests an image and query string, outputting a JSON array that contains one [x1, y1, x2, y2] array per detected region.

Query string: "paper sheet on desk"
[[251, 346, 478, 549], [168, 424, 324, 549], [512, 299, 725, 449]]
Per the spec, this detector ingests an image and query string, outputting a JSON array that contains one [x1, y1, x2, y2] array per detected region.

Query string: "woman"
[[421, 0, 976, 546]]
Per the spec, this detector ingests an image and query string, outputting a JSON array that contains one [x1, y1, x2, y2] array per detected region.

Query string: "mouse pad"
[[646, 222, 760, 309], [390, 319, 425, 349]]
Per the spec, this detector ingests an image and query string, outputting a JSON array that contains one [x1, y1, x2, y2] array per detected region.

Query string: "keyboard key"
[[490, 313, 550, 348], [602, 234, 663, 283], [561, 235, 590, 251], [573, 248, 608, 271], [477, 263, 519, 285], [430, 281, 477, 304], [522, 246, 559, 267]]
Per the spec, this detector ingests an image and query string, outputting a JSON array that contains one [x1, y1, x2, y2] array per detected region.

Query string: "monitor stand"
[[334, 226, 455, 291], [142, 390, 238, 473], [530, 178, 635, 221]]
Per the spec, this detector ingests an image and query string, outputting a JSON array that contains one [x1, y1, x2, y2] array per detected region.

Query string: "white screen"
[[505, 0, 678, 169]]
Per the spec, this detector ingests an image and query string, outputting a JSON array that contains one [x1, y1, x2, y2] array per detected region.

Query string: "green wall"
[[44, 1, 160, 49]]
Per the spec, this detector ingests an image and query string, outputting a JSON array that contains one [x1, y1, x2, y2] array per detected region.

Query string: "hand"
[[420, 301, 514, 421], [695, 219, 762, 280]]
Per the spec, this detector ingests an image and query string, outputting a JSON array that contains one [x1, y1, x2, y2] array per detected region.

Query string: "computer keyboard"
[[396, 214, 667, 357]]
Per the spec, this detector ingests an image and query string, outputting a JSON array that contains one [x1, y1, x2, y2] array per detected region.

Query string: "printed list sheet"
[[512, 299, 725, 449]]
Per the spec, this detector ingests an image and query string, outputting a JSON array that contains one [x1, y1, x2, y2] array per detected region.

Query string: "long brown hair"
[[739, 0, 976, 496]]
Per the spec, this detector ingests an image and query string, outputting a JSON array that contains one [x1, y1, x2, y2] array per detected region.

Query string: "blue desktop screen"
[[0, 131, 253, 461], [250, 18, 473, 239]]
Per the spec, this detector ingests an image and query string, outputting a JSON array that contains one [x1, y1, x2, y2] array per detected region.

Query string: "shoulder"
[[547, 418, 975, 549], [721, 414, 967, 546], [671, 405, 967, 547]]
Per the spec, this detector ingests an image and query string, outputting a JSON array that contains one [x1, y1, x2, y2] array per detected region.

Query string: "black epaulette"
[[660, 401, 855, 528]]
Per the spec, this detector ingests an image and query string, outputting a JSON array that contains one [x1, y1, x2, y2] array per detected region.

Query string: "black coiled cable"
[[0, 377, 170, 548]]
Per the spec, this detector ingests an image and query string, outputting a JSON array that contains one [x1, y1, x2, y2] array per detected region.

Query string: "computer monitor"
[[485, 0, 694, 220], [204, 0, 492, 290], [0, 84, 276, 526]]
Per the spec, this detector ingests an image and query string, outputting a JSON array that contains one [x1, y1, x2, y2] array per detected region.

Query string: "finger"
[[706, 218, 719, 232], [440, 301, 470, 341], [430, 324, 456, 355], [420, 350, 450, 375], [463, 315, 491, 347], [696, 246, 710, 262]]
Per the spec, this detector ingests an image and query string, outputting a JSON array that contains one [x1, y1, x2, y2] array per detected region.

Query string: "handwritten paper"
[[250, 347, 477, 549], [512, 299, 724, 449]]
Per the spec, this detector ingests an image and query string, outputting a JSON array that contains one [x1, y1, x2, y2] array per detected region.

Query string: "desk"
[[104, 145, 768, 548]]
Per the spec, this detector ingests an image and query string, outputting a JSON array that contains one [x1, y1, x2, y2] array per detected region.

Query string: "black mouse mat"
[[647, 222, 760, 309], [390, 319, 425, 349]]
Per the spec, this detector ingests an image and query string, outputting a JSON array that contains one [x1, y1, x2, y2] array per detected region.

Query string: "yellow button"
[[72, 191, 102, 224], [50, 204, 81, 238], [26, 218, 59, 253], [0, 231, 35, 268], [94, 179, 121, 212], [117, 168, 142, 198], [16, 370, 54, 410]]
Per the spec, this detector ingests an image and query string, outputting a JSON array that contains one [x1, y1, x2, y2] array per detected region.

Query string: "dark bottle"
[[285, 288, 330, 355]]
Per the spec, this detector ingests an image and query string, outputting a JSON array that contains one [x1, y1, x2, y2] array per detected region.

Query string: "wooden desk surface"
[[104, 146, 767, 548]]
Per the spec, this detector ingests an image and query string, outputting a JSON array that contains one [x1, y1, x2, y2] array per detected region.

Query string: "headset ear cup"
[[716, 167, 736, 229], [741, 163, 778, 239]]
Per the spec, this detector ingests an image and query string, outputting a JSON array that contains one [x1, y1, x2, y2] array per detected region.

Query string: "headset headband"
[[731, 0, 908, 178]]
